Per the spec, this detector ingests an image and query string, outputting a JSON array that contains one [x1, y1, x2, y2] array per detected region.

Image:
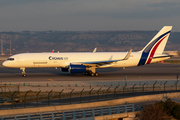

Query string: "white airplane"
[[2, 26, 172, 77]]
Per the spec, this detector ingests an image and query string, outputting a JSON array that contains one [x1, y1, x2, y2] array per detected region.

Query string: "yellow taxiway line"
[[48, 79, 54, 82]]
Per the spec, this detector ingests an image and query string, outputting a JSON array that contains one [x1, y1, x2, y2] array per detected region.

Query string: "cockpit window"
[[7, 58, 14, 61]]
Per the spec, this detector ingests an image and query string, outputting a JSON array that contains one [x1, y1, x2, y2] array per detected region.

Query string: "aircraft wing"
[[71, 49, 132, 67]]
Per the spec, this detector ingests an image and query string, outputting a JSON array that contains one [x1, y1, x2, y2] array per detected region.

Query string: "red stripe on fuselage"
[[146, 36, 167, 64]]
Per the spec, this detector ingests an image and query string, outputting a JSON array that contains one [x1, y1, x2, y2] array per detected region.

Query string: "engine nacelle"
[[69, 65, 88, 73]]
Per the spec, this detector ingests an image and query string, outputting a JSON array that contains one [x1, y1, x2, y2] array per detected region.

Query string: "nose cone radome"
[[2, 61, 8, 67]]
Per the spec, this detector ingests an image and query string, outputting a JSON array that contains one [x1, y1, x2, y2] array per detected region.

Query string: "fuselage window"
[[7, 58, 14, 61]]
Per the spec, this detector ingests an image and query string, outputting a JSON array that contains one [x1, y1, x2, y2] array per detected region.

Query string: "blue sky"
[[0, 0, 180, 32]]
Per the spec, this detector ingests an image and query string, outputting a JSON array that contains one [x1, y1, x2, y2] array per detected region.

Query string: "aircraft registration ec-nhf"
[[3, 26, 172, 77]]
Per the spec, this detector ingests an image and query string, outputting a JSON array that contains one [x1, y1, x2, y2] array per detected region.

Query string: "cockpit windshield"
[[7, 58, 14, 61]]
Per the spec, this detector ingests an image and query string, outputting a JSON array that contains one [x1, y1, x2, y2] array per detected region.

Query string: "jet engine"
[[60, 65, 98, 76], [69, 65, 88, 73]]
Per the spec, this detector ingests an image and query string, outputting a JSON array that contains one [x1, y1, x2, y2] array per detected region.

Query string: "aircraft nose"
[[2, 61, 8, 67]]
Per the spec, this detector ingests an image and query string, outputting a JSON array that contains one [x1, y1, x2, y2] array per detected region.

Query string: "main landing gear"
[[85, 72, 99, 76], [91, 72, 99, 76], [20, 68, 26, 77], [85, 67, 99, 76]]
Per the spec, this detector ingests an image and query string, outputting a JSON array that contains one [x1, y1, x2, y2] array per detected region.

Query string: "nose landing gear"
[[20, 68, 26, 77], [23, 74, 27, 77]]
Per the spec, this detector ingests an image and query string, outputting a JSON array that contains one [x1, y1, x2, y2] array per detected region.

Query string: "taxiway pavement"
[[0, 61, 180, 82]]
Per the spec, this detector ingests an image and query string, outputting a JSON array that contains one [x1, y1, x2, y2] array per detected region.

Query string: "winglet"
[[93, 47, 97, 53], [122, 49, 132, 60]]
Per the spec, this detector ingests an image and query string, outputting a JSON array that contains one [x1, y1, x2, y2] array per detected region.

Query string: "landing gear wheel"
[[23, 74, 27, 77], [91, 73, 95, 76], [20, 68, 27, 77], [95, 72, 99, 76]]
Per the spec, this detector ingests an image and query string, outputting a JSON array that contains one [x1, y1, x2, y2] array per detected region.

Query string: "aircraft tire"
[[91, 73, 95, 76], [95, 72, 99, 76]]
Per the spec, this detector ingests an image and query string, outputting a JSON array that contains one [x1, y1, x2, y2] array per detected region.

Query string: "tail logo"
[[146, 35, 167, 64], [138, 31, 170, 66]]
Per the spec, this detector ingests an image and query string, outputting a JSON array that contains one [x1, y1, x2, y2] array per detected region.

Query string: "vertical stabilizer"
[[138, 26, 172, 66], [140, 26, 172, 54]]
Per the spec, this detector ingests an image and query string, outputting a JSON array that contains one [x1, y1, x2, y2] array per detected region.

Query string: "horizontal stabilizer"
[[152, 55, 171, 59]]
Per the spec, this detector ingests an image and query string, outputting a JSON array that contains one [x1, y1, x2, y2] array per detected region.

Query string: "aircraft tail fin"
[[138, 26, 172, 66], [140, 26, 172, 54]]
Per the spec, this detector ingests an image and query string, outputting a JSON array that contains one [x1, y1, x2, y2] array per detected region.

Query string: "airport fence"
[[0, 104, 141, 120], [0, 80, 179, 110], [0, 79, 179, 88]]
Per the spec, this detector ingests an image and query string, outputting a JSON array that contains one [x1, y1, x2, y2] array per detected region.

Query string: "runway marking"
[[48, 79, 54, 82]]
